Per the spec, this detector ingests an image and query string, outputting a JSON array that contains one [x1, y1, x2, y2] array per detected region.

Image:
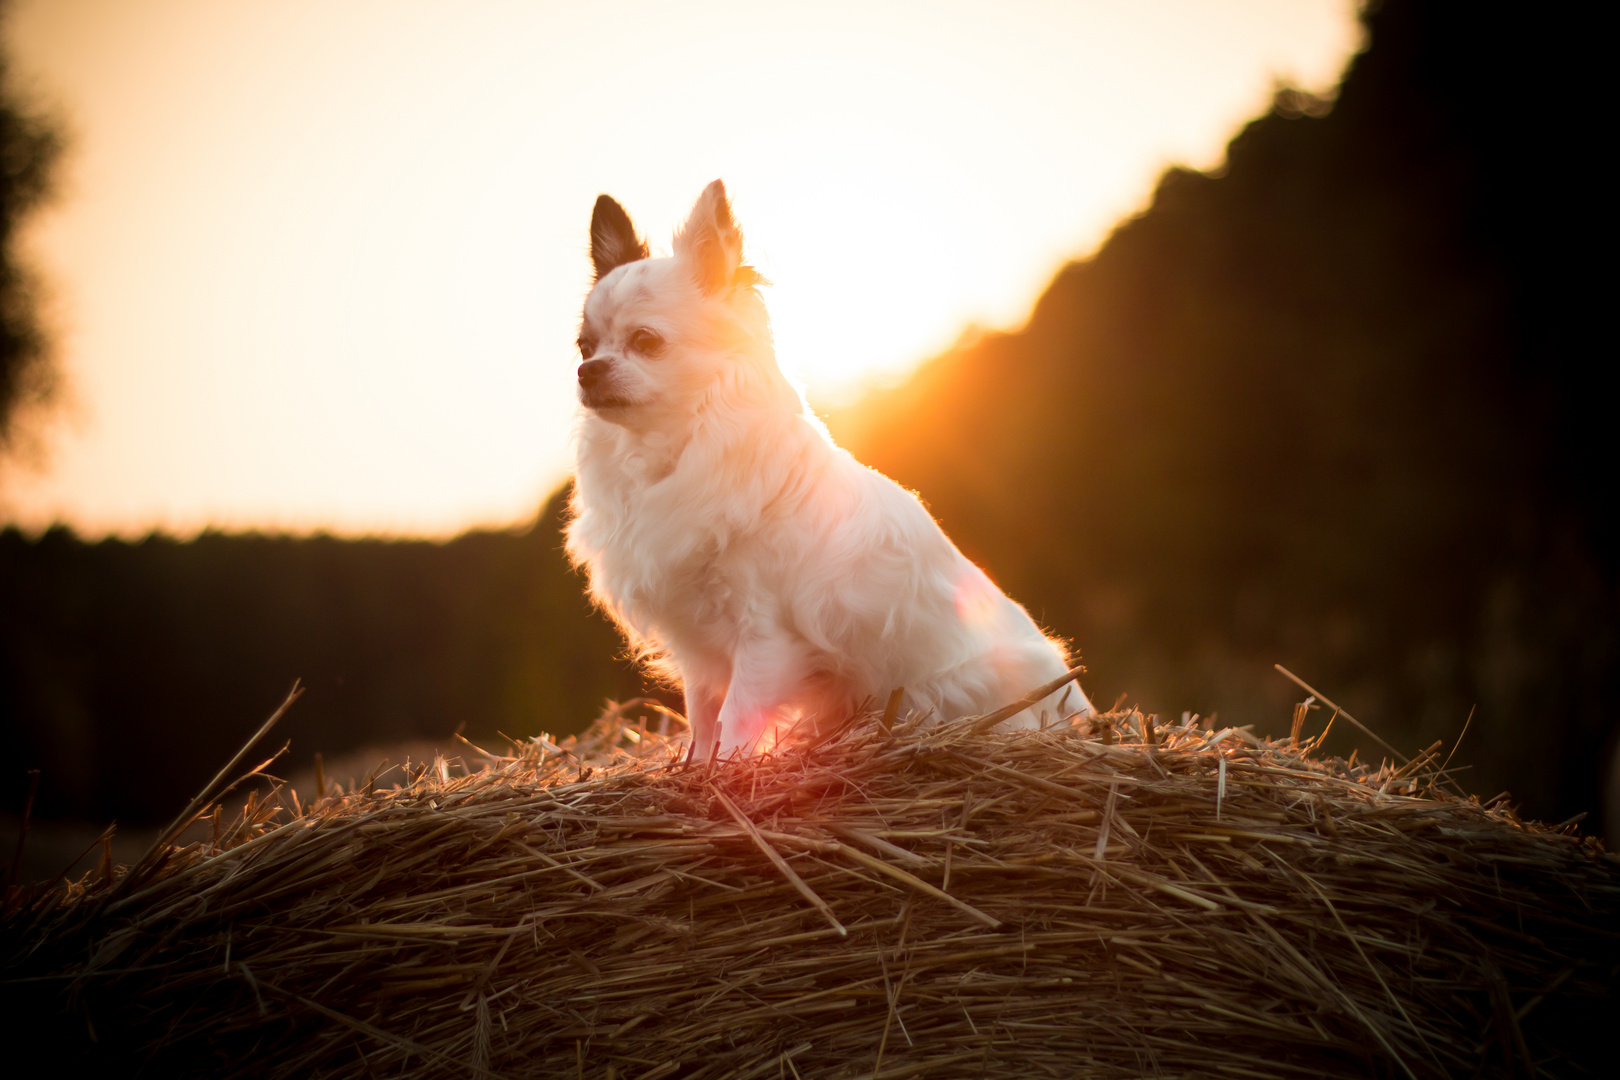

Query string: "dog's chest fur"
[[569, 430, 778, 664]]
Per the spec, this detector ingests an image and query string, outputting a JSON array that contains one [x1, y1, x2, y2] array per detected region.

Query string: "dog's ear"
[[674, 179, 743, 294], [590, 195, 649, 281]]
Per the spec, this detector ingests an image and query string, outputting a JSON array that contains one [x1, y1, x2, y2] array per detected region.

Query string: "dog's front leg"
[[683, 680, 724, 762], [714, 636, 809, 756]]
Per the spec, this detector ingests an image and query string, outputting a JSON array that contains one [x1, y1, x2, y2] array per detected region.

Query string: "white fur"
[[566, 181, 1092, 758]]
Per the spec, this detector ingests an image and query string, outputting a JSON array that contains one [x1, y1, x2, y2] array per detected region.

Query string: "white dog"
[[565, 181, 1091, 758]]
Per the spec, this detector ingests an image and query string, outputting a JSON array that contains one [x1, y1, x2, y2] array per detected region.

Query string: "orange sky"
[[1, 0, 1359, 538]]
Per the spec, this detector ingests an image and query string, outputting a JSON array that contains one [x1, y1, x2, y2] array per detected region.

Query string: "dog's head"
[[575, 180, 775, 427]]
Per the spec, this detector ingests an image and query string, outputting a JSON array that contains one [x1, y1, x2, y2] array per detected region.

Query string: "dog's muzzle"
[[578, 359, 629, 409]]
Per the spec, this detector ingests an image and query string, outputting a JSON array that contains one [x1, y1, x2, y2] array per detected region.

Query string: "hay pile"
[[3, 696, 1616, 1079]]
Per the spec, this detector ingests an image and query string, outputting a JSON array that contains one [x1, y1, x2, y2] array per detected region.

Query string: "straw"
[[2, 691, 1615, 1079]]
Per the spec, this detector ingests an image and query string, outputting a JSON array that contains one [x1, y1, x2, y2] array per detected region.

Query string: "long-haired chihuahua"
[[566, 181, 1091, 758]]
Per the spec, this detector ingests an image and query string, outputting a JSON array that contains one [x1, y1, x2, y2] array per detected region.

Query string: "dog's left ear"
[[591, 195, 650, 281], [674, 179, 743, 293]]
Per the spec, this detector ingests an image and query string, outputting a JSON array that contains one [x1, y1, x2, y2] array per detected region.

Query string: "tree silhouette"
[[830, 0, 1614, 828], [0, 33, 60, 455]]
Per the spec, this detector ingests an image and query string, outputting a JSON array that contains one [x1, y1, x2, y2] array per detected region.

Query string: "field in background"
[[0, 491, 649, 829]]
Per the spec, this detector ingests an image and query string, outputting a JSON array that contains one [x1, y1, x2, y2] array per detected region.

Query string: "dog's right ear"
[[590, 195, 649, 281]]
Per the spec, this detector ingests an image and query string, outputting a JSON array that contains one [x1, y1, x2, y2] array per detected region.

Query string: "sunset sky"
[[1, 0, 1359, 538]]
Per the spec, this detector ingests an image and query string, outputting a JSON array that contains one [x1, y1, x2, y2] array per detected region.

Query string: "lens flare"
[[954, 569, 1003, 630]]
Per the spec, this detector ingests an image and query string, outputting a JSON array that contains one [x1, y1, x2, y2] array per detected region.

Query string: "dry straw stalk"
[[3, 698, 1616, 1078]]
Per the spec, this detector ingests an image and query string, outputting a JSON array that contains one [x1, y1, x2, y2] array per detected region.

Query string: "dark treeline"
[[3, 0, 1613, 833], [832, 0, 1614, 830], [0, 492, 644, 824]]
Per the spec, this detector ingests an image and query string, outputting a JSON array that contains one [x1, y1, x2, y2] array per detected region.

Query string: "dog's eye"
[[630, 329, 665, 356], [578, 339, 595, 359]]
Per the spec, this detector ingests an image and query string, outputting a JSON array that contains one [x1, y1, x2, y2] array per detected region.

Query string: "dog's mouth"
[[579, 385, 636, 411]]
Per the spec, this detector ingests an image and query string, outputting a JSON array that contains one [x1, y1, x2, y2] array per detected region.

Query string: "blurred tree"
[[830, 0, 1615, 827], [0, 24, 60, 454]]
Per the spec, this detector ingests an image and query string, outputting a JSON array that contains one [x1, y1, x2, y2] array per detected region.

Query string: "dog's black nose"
[[578, 359, 610, 390]]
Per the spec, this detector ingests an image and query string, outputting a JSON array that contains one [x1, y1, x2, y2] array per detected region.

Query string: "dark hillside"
[[830, 0, 1615, 828]]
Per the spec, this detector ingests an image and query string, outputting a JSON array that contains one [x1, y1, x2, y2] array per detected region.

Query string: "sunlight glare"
[[0, 0, 1361, 537]]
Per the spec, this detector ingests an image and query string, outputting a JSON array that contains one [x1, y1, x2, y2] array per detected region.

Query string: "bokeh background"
[[2, 0, 1613, 875]]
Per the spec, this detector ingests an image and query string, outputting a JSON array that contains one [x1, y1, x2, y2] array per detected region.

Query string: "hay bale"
[[3, 704, 1616, 1078]]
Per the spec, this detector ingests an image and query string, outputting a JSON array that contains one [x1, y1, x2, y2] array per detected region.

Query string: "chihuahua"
[[566, 181, 1090, 758]]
